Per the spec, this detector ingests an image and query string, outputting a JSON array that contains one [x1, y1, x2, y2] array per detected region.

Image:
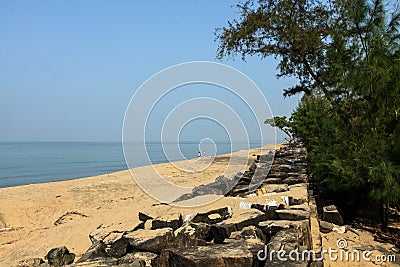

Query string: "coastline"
[[0, 144, 277, 266]]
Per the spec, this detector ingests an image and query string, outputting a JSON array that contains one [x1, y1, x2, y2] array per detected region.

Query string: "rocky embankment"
[[18, 144, 329, 267]]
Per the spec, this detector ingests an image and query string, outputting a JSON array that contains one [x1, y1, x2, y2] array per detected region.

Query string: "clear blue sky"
[[0, 0, 299, 142]]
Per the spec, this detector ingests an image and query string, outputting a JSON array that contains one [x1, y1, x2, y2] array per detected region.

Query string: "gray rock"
[[276, 210, 310, 220], [45, 246, 75, 267], [264, 178, 283, 184], [228, 225, 267, 244], [152, 241, 264, 267], [289, 196, 308, 205], [191, 206, 232, 224], [319, 220, 334, 233], [89, 220, 143, 243], [125, 228, 175, 253], [322, 205, 344, 225], [249, 162, 257, 172], [189, 222, 212, 241], [76, 241, 107, 263], [172, 224, 209, 247], [151, 213, 183, 230], [71, 255, 146, 267], [283, 177, 307, 185], [258, 220, 309, 236], [173, 193, 194, 202], [211, 209, 274, 244], [267, 228, 303, 252]]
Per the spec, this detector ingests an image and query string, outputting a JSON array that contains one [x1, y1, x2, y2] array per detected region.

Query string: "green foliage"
[[264, 116, 294, 141], [217, 0, 400, 228]]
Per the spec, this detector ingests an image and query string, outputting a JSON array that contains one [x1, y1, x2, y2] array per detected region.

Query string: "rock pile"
[[18, 143, 325, 267]]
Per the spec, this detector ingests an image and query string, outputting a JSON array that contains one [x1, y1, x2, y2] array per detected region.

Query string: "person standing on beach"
[[198, 151, 201, 158], [203, 151, 206, 157]]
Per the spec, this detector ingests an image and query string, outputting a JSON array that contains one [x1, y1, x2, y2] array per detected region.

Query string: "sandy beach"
[[0, 145, 277, 266]]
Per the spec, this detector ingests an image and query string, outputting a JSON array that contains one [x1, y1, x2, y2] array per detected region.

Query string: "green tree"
[[264, 116, 294, 142], [217, 0, 400, 229]]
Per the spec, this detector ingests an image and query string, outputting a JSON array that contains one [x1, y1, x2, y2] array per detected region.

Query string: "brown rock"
[[322, 205, 344, 225], [125, 228, 175, 253]]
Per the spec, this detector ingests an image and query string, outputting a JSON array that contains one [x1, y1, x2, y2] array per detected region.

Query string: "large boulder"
[[172, 223, 210, 247], [322, 205, 344, 225], [210, 209, 274, 243], [275, 209, 310, 221], [264, 229, 310, 266], [152, 242, 264, 267], [191, 206, 232, 224], [228, 226, 267, 244], [151, 213, 183, 230], [258, 220, 309, 236], [89, 220, 143, 243], [282, 177, 308, 185], [45, 246, 75, 267], [125, 228, 175, 253], [71, 254, 146, 267], [76, 241, 107, 263], [319, 220, 334, 233]]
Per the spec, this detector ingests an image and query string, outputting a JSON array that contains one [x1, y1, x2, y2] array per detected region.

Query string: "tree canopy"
[[217, 0, 400, 229]]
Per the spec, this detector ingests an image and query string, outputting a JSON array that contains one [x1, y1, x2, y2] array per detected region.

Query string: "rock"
[[138, 212, 153, 222], [71, 255, 146, 267], [264, 178, 283, 184], [192, 180, 230, 196], [276, 210, 310, 220], [89, 220, 143, 243], [16, 258, 45, 267], [319, 220, 334, 233], [152, 242, 264, 267], [258, 220, 309, 236], [228, 226, 267, 244], [264, 184, 288, 193], [173, 193, 194, 202], [76, 241, 107, 263], [103, 232, 129, 258], [151, 213, 183, 230], [125, 228, 175, 253], [128, 252, 157, 266], [268, 171, 290, 180], [189, 222, 212, 241], [289, 196, 308, 205], [45, 246, 75, 267], [323, 205, 344, 225], [268, 228, 303, 252], [276, 164, 293, 172], [172, 224, 209, 247], [283, 177, 307, 185], [287, 204, 310, 211], [249, 162, 257, 172], [211, 209, 274, 243], [191, 206, 232, 224]]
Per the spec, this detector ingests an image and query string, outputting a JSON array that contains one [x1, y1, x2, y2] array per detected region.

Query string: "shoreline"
[[0, 142, 273, 190], [0, 144, 277, 266]]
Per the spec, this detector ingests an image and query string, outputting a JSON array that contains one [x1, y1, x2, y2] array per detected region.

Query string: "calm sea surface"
[[0, 141, 262, 188]]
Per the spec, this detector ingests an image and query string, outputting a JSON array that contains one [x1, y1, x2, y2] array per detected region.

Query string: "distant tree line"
[[216, 0, 400, 230]]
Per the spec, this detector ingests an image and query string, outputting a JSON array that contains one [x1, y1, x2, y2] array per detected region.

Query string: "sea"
[[0, 141, 263, 188]]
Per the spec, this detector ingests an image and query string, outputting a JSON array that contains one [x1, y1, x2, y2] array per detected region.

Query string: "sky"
[[0, 0, 299, 142]]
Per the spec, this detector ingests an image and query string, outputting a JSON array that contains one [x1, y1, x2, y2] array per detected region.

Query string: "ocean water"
[[0, 141, 262, 188]]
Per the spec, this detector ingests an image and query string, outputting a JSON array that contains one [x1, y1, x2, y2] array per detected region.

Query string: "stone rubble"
[[18, 143, 333, 267]]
